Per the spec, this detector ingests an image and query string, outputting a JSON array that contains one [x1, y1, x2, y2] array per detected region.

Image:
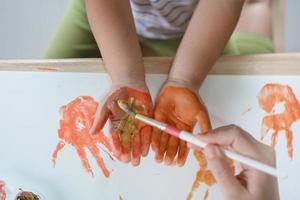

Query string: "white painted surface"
[[0, 72, 299, 199], [0, 0, 299, 59]]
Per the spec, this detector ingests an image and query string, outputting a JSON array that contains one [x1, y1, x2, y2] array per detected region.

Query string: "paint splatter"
[[187, 150, 216, 200], [52, 96, 112, 177], [119, 195, 123, 200], [241, 107, 252, 116], [203, 189, 209, 200], [258, 83, 300, 159], [0, 180, 6, 200]]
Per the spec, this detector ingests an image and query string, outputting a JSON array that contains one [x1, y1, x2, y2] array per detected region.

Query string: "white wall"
[[0, 0, 69, 59], [0, 0, 299, 59], [285, 0, 300, 52]]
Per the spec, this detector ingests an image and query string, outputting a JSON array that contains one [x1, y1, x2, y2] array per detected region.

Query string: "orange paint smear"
[[186, 99, 215, 200], [187, 150, 216, 200], [258, 84, 300, 159], [0, 180, 6, 200], [52, 96, 112, 177]]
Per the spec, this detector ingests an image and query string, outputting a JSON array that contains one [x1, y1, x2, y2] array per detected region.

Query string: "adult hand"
[[152, 80, 211, 166], [197, 125, 279, 200], [90, 83, 153, 166]]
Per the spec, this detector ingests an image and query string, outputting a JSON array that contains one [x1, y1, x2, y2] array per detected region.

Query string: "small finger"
[[120, 146, 131, 163], [151, 114, 166, 152], [196, 109, 212, 133], [177, 139, 189, 167], [90, 106, 109, 135], [131, 131, 141, 166], [151, 127, 161, 152], [155, 132, 169, 163], [111, 132, 122, 158], [164, 136, 179, 165], [141, 125, 152, 157]]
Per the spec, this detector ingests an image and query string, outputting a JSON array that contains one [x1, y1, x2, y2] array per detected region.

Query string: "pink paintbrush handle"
[[135, 113, 278, 177]]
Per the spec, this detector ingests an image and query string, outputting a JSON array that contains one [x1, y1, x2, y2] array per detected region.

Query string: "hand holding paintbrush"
[[117, 99, 278, 177]]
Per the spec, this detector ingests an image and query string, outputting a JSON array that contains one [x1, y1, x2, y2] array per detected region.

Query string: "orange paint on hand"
[[258, 83, 300, 159], [52, 96, 112, 177], [0, 180, 6, 200]]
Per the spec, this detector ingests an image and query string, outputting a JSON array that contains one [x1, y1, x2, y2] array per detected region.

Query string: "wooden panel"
[[0, 53, 299, 75]]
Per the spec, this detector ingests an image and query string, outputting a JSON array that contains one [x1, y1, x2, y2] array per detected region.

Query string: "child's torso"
[[130, 0, 199, 39]]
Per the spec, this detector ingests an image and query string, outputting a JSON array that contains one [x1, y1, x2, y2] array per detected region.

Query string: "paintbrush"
[[117, 100, 278, 177]]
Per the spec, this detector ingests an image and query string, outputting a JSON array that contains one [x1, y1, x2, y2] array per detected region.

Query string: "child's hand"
[[90, 84, 153, 166], [152, 81, 211, 166]]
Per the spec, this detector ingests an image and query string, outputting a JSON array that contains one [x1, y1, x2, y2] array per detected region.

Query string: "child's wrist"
[[111, 77, 148, 92], [166, 76, 202, 92]]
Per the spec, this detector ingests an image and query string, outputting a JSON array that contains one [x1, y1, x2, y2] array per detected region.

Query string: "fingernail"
[[132, 158, 140, 167], [155, 155, 163, 163], [164, 157, 172, 165], [205, 145, 217, 159], [142, 147, 149, 157], [120, 155, 131, 163]]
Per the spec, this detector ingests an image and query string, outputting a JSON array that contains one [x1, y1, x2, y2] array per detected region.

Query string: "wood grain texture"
[[0, 53, 299, 75]]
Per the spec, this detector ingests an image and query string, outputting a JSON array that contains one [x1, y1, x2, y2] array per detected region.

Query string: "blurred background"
[[0, 0, 299, 59]]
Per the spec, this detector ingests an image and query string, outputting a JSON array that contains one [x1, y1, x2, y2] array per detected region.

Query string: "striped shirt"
[[130, 0, 199, 39]]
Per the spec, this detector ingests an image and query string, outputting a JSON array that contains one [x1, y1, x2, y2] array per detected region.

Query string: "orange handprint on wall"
[[52, 96, 112, 177], [187, 150, 215, 200], [258, 83, 300, 159], [0, 180, 6, 200]]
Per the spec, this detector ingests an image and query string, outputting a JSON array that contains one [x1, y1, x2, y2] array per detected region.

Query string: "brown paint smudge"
[[241, 107, 252, 116], [0, 180, 6, 200], [102, 87, 153, 158], [203, 189, 209, 200], [37, 67, 58, 72], [52, 96, 112, 177], [258, 83, 300, 159]]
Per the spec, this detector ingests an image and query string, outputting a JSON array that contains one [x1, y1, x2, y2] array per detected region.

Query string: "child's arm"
[[152, 0, 245, 166], [168, 0, 245, 88], [85, 0, 145, 87], [86, 0, 153, 165]]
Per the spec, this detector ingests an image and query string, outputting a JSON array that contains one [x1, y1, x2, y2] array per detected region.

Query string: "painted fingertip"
[[177, 158, 186, 167], [120, 154, 131, 163], [142, 147, 150, 157], [164, 157, 172, 166], [131, 158, 141, 167], [155, 155, 163, 163]]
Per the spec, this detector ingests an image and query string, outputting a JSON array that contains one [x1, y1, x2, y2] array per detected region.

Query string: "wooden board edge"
[[0, 53, 299, 75]]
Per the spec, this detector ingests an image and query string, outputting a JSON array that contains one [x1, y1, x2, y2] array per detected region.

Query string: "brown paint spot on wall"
[[241, 107, 252, 116], [52, 96, 112, 177], [258, 83, 300, 159]]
